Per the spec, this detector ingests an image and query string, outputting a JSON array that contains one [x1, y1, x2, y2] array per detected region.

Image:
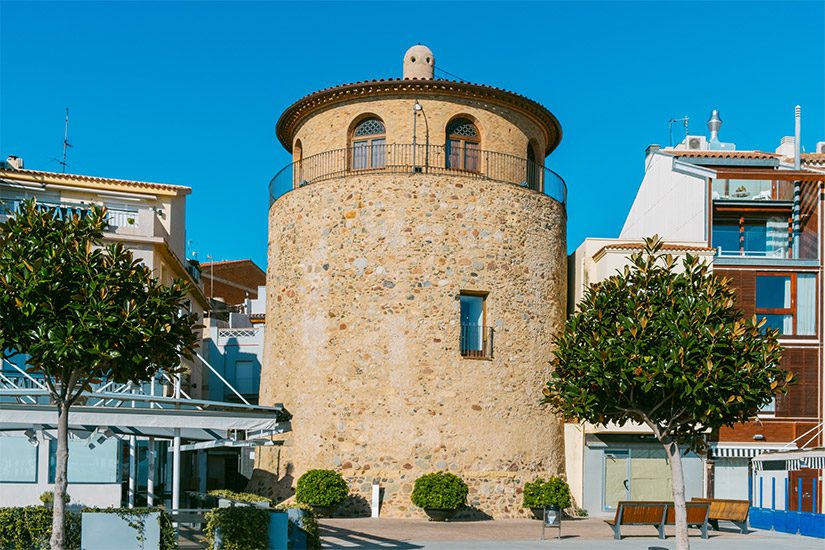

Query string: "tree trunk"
[[50, 400, 69, 550], [665, 440, 690, 550]]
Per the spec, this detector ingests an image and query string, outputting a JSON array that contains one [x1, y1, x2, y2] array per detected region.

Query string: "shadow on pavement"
[[321, 524, 425, 549]]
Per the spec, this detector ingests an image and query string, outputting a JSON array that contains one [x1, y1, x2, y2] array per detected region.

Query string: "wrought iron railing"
[[460, 325, 494, 359], [269, 144, 566, 205]]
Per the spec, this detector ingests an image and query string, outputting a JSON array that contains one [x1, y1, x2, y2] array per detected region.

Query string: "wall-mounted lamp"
[[24, 428, 39, 447]]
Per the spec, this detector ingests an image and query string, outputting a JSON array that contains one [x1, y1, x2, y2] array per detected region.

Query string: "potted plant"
[[39, 490, 71, 509], [295, 469, 349, 518], [522, 476, 571, 520], [410, 472, 468, 521]]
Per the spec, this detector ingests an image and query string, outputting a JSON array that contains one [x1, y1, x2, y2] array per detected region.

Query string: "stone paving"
[[319, 517, 820, 549]]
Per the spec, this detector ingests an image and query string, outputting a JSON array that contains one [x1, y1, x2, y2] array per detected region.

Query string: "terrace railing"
[[269, 144, 566, 206], [460, 325, 494, 359]]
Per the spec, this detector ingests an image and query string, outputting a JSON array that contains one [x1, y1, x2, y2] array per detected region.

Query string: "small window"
[[460, 292, 492, 358], [351, 117, 386, 170], [446, 118, 480, 172], [755, 272, 817, 336]]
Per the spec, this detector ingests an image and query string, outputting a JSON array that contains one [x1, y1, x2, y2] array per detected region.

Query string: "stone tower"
[[254, 46, 568, 518]]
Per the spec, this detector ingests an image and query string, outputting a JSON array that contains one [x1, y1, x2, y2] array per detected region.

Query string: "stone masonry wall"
[[252, 172, 567, 518]]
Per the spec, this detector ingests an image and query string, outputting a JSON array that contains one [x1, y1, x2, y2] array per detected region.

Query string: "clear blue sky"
[[2, 1, 823, 268]]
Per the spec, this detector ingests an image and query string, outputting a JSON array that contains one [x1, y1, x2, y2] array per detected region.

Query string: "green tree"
[[543, 236, 789, 550], [0, 199, 199, 549]]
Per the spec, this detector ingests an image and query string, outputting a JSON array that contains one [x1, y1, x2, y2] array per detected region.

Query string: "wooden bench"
[[692, 498, 749, 534], [604, 501, 710, 540]]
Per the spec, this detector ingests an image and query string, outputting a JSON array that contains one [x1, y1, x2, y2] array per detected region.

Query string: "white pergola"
[[0, 386, 290, 511]]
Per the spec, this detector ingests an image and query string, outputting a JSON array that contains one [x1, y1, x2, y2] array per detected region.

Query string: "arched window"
[[351, 117, 386, 170], [526, 142, 540, 190], [446, 118, 480, 172]]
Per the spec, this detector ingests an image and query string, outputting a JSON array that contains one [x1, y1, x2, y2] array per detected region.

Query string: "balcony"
[[460, 325, 494, 359], [712, 179, 794, 203], [269, 144, 566, 206]]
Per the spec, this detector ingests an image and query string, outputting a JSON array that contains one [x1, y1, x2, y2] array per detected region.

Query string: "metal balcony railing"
[[269, 144, 566, 206], [460, 325, 494, 359]]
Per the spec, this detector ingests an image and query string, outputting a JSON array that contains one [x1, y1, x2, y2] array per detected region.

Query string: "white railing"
[[218, 328, 262, 340]]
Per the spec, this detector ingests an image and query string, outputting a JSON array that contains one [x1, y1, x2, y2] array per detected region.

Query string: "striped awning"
[[710, 445, 790, 458], [752, 448, 825, 471]]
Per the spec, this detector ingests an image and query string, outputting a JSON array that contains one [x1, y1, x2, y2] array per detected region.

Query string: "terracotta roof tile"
[[801, 153, 825, 165], [0, 167, 189, 193], [662, 150, 780, 159]]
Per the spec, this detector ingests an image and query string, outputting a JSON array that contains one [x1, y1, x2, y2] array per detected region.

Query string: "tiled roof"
[[276, 78, 562, 155], [201, 259, 258, 268], [662, 150, 780, 159], [593, 243, 714, 260], [800, 153, 825, 165], [0, 167, 189, 193]]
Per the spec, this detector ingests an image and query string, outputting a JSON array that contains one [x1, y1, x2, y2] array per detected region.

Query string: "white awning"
[[752, 448, 825, 471], [0, 390, 291, 443], [710, 444, 792, 458]]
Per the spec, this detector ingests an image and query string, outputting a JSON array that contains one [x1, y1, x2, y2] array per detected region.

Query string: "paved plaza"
[[318, 517, 822, 550]]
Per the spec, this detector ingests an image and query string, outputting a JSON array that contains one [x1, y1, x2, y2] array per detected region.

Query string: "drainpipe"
[[792, 106, 801, 258]]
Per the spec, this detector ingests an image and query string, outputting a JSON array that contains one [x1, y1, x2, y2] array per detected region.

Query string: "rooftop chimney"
[[794, 105, 801, 170], [403, 45, 435, 80], [707, 110, 722, 143]]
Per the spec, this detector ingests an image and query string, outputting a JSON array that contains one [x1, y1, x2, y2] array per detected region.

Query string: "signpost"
[[541, 505, 561, 540]]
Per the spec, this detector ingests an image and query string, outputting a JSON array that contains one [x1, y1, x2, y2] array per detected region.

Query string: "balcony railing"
[[269, 144, 567, 206], [712, 179, 795, 202], [460, 325, 494, 359], [2, 199, 143, 230]]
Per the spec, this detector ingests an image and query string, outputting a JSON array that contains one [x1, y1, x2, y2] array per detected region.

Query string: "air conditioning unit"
[[686, 136, 707, 150]]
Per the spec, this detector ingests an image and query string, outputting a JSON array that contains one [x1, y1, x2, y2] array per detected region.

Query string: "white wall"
[[620, 152, 707, 242]]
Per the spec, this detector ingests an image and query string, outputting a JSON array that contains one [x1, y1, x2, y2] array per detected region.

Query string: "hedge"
[[295, 469, 349, 508], [0, 506, 81, 550], [205, 506, 270, 550]]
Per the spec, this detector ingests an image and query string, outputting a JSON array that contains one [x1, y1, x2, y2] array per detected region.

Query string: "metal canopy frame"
[[0, 361, 291, 512]]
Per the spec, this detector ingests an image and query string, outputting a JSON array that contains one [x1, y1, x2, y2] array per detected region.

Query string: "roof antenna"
[[668, 116, 689, 147], [54, 108, 72, 172]]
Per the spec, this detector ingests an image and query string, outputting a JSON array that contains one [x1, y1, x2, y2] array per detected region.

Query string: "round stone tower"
[[254, 46, 568, 519]]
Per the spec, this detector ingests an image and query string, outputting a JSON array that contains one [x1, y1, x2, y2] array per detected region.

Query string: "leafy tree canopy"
[[0, 199, 198, 402], [543, 236, 790, 451]]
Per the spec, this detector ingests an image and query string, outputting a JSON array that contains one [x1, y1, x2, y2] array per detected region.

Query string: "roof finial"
[[403, 45, 434, 80]]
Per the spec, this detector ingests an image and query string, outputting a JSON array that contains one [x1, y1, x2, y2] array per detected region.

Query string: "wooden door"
[[788, 468, 820, 512]]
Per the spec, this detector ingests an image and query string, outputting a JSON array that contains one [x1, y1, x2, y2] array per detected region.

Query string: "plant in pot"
[[522, 477, 571, 520], [40, 490, 71, 509], [410, 472, 468, 521], [295, 469, 349, 518]]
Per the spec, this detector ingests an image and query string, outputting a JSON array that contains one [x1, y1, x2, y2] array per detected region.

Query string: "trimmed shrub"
[[0, 506, 81, 550], [39, 491, 71, 506], [274, 503, 321, 550], [522, 477, 572, 510], [295, 469, 349, 507], [208, 489, 272, 506], [410, 472, 468, 510], [205, 506, 269, 550]]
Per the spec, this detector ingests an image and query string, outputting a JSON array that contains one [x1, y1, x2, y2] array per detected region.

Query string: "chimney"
[[707, 110, 722, 143], [776, 136, 796, 158], [794, 105, 801, 170], [816, 141, 825, 154], [4, 156, 23, 170]]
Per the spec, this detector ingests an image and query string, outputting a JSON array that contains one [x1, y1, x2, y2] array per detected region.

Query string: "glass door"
[[603, 449, 630, 511]]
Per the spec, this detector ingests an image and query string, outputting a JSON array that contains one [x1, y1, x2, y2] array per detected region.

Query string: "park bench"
[[691, 497, 749, 534], [605, 501, 710, 540]]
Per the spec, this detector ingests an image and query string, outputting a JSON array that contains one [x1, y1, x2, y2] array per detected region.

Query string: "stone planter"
[[424, 508, 457, 522]]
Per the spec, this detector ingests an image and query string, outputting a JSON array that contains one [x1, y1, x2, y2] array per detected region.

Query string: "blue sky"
[[1, 1, 823, 269]]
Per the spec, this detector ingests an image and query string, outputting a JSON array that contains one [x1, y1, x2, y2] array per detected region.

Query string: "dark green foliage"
[[410, 472, 468, 510], [273, 503, 321, 550], [543, 236, 788, 452], [0, 199, 199, 393], [295, 469, 349, 507], [522, 477, 571, 509], [208, 489, 272, 505], [205, 506, 270, 550], [0, 507, 80, 550]]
